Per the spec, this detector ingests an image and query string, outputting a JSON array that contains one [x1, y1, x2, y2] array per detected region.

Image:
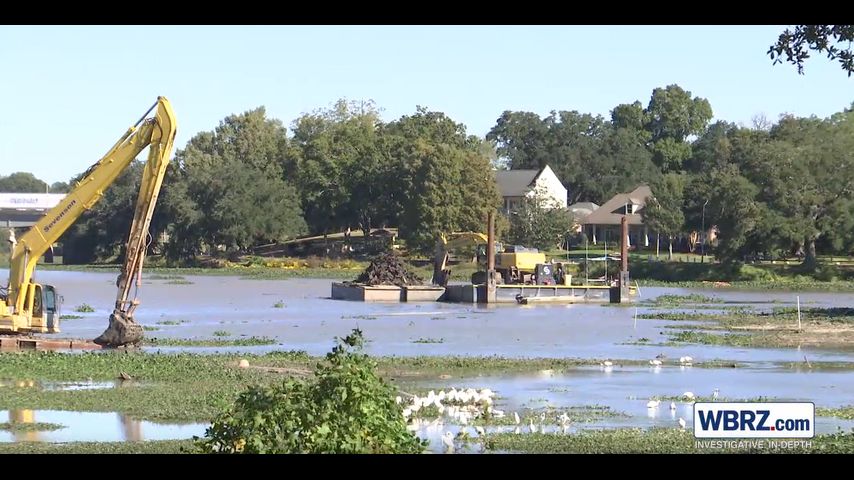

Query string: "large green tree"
[[507, 195, 574, 251], [611, 85, 713, 173], [60, 162, 145, 264], [488, 110, 657, 204], [584, 126, 660, 204], [385, 107, 501, 253], [49, 181, 69, 193], [742, 112, 854, 269], [290, 100, 391, 236], [0, 172, 47, 193], [642, 173, 686, 259], [162, 107, 306, 258], [697, 165, 764, 266]]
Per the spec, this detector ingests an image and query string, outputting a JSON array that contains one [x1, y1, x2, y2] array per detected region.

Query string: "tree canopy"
[[0, 172, 47, 193], [11, 85, 854, 274], [769, 25, 854, 76]]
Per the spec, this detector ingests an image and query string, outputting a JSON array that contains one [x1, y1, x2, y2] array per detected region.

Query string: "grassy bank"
[[629, 261, 854, 291], [640, 306, 854, 349], [1, 350, 852, 454], [7, 349, 842, 426], [483, 428, 854, 454], [0, 351, 744, 423], [0, 440, 194, 454], [0, 422, 64, 432], [144, 336, 278, 347], [816, 406, 854, 420], [2, 430, 852, 454]]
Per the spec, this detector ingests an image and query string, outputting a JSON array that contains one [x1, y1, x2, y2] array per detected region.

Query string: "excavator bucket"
[[93, 311, 144, 347]]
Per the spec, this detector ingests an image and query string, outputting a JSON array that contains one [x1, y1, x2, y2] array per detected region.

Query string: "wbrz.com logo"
[[693, 402, 814, 438]]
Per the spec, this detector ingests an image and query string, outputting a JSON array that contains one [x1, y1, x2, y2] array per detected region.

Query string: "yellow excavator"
[[0, 97, 177, 347], [432, 232, 489, 287], [431, 231, 548, 286]]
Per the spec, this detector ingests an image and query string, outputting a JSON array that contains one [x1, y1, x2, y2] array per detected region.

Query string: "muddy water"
[[19, 270, 853, 363], [0, 409, 206, 443], [406, 364, 854, 451], [416, 366, 854, 429], [4, 270, 853, 446]]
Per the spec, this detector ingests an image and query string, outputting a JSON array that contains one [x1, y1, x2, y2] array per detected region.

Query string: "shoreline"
[[22, 263, 854, 292]]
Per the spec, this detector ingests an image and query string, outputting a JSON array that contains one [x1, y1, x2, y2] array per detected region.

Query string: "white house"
[[495, 165, 567, 214]]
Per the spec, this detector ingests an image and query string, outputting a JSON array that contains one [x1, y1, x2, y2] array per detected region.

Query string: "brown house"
[[582, 186, 652, 248]]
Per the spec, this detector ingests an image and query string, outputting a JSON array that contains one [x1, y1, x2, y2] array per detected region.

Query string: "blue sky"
[[1, 25, 851, 184]]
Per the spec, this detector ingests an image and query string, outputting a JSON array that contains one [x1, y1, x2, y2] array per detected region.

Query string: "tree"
[[60, 162, 145, 264], [163, 107, 307, 257], [642, 174, 685, 259], [769, 25, 854, 76], [385, 108, 501, 254], [486, 111, 554, 171], [702, 165, 764, 266], [740, 112, 854, 270], [644, 85, 713, 172], [507, 189, 574, 251], [684, 121, 737, 173], [0, 172, 47, 193], [195, 329, 427, 454], [290, 99, 388, 236], [49, 181, 69, 193], [488, 110, 623, 203], [582, 127, 660, 204], [611, 101, 649, 132]]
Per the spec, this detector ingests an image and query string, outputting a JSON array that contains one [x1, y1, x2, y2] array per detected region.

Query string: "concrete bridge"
[[0, 193, 66, 228], [1, 193, 66, 262]]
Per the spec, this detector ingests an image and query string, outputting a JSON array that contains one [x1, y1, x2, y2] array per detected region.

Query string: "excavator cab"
[[0, 281, 61, 334], [42, 285, 60, 332]]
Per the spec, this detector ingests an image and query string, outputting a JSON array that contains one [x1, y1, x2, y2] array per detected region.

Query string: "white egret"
[[442, 431, 455, 451]]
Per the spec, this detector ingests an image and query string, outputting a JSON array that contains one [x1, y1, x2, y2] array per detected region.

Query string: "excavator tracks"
[[0, 335, 103, 351]]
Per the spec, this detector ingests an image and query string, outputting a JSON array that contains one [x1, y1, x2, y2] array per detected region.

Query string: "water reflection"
[[0, 410, 206, 443], [7, 409, 41, 442], [119, 414, 142, 442]]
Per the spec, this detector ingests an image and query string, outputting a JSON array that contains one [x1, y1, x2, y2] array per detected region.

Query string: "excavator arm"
[[431, 232, 489, 286], [1, 97, 177, 346], [95, 97, 176, 346]]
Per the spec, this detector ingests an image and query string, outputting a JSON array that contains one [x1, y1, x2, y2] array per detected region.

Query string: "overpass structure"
[[0, 193, 66, 228]]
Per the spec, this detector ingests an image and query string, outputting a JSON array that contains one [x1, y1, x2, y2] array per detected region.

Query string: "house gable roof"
[[495, 169, 540, 197], [583, 185, 652, 226], [568, 202, 600, 222]]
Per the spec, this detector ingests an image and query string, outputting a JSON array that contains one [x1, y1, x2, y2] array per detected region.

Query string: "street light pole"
[[701, 199, 709, 263]]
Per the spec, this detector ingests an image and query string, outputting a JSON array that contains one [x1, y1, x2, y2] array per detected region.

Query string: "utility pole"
[[701, 199, 709, 263]]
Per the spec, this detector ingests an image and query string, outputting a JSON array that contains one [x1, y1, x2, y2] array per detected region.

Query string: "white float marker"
[[797, 296, 801, 331]]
